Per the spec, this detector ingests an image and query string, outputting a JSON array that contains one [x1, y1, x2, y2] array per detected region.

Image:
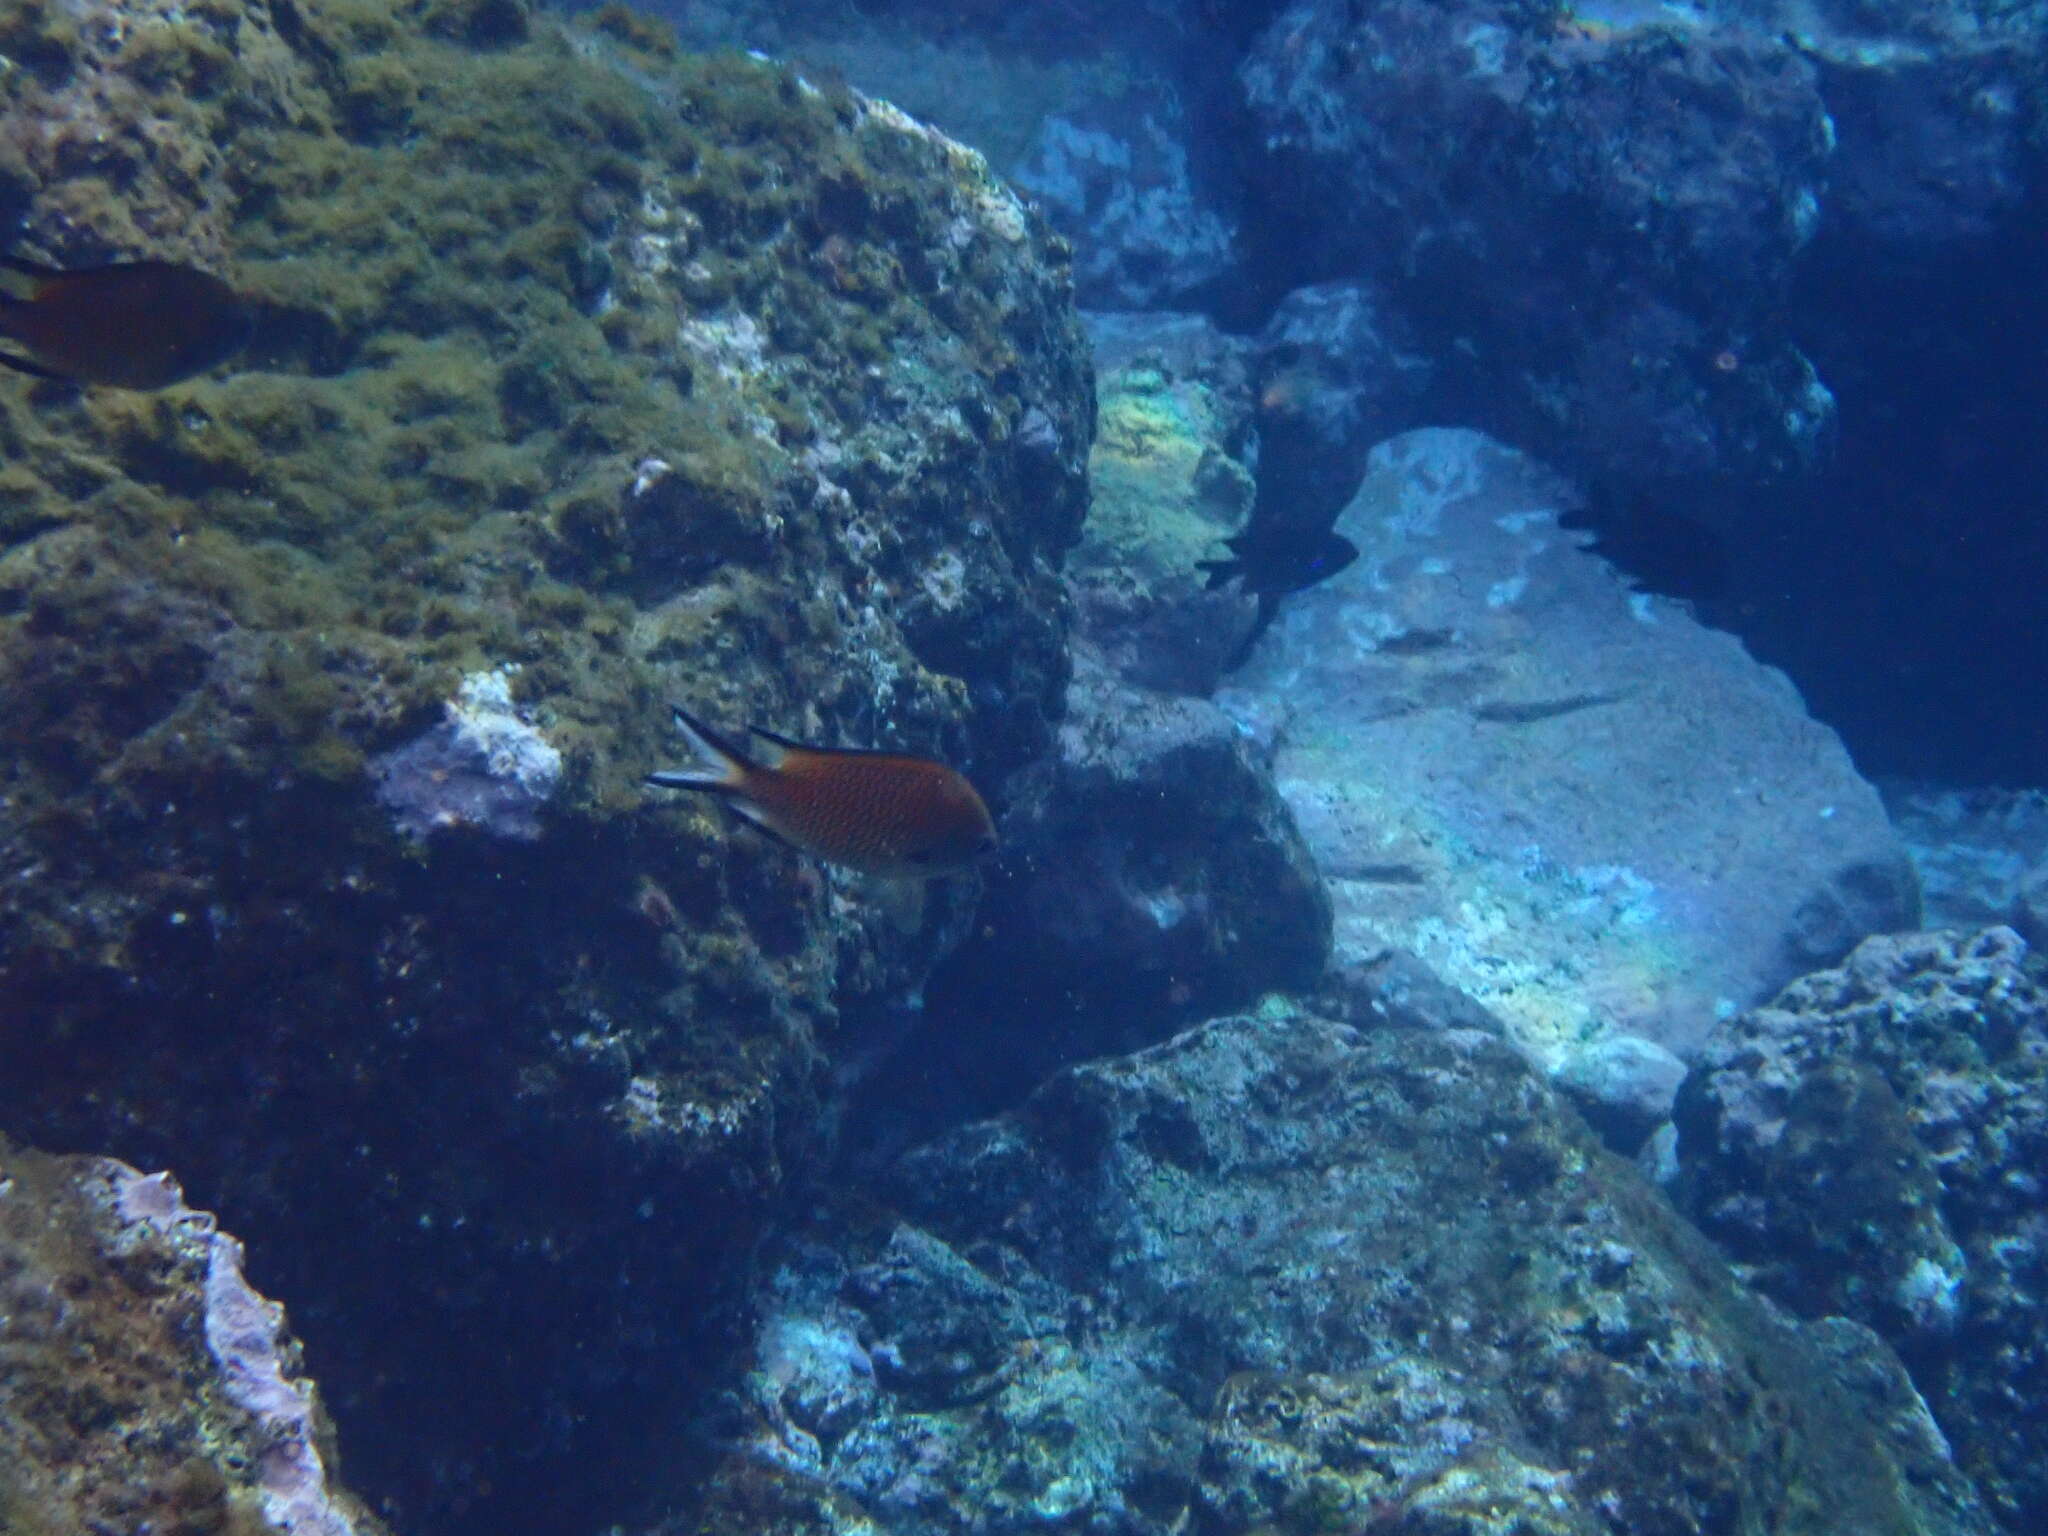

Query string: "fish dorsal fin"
[[749, 727, 912, 765]]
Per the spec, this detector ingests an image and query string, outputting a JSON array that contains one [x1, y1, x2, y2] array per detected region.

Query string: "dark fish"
[[1562, 487, 1732, 604], [1197, 525, 1359, 597], [1199, 524, 1360, 673], [648, 705, 998, 878], [0, 256, 254, 389]]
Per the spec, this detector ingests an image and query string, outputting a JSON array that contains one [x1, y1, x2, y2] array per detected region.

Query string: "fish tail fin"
[[1196, 557, 1240, 592], [646, 704, 757, 795], [0, 256, 56, 307], [1222, 591, 1283, 673], [0, 254, 61, 282], [0, 267, 40, 354]]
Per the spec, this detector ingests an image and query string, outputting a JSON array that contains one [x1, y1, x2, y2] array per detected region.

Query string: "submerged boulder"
[[1236, 0, 1839, 490], [1677, 926, 2048, 1530], [0, 6, 1089, 1533], [689, 1010, 1996, 1536], [0, 1137, 383, 1536], [1219, 428, 1916, 1064], [882, 648, 1329, 1144]]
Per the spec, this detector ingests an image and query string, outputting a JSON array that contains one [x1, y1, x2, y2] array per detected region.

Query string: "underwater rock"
[[873, 646, 1330, 1146], [1236, 0, 1838, 490], [1314, 943, 1513, 1038], [1249, 278, 1435, 533], [0, 1138, 383, 1536], [1553, 1032, 1690, 1156], [369, 667, 562, 840], [1012, 80, 1240, 310], [1217, 428, 1916, 1062], [0, 7, 1090, 1534], [1071, 311, 1260, 694], [1882, 782, 2048, 932], [1795, 18, 2039, 252], [1676, 925, 2048, 1530], [692, 1009, 1997, 1536]]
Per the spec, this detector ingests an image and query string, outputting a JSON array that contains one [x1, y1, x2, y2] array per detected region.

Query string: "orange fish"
[[648, 705, 998, 878], [0, 256, 254, 389]]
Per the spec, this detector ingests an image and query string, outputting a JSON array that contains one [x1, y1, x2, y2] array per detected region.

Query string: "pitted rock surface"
[[695, 1011, 1996, 1536], [1677, 926, 2048, 1528]]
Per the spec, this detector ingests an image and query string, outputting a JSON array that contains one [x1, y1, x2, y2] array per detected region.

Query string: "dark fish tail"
[[1222, 591, 1283, 673], [646, 704, 757, 794], [0, 254, 62, 282], [0, 273, 66, 381]]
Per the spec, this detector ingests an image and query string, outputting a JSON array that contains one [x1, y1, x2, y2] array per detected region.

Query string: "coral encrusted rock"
[[685, 1010, 1997, 1536], [0, 1137, 383, 1536], [0, 4, 1090, 1532], [1677, 926, 2048, 1530], [1218, 428, 1916, 1063]]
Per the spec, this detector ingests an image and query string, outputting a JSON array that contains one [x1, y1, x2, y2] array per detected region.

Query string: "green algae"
[[0, 0, 1081, 1005], [1080, 365, 1254, 591], [3, 8, 1056, 792]]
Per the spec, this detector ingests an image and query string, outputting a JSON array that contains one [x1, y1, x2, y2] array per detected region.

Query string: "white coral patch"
[[447, 670, 564, 800]]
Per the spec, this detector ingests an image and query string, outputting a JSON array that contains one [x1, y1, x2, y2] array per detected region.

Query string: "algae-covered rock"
[[1070, 311, 1257, 693], [1677, 926, 2048, 1530], [686, 1011, 1996, 1536], [0, 4, 1090, 1532], [0, 1137, 384, 1536]]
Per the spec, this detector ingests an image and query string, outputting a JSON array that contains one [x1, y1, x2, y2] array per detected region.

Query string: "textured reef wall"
[[1679, 927, 2048, 1532], [0, 2, 1090, 1530], [691, 1008, 1999, 1536]]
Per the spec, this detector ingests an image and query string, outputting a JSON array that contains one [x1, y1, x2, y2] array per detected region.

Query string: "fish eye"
[[976, 834, 999, 856]]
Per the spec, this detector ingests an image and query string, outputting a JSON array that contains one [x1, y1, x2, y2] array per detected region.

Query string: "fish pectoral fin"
[[868, 876, 926, 936], [0, 350, 64, 383]]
